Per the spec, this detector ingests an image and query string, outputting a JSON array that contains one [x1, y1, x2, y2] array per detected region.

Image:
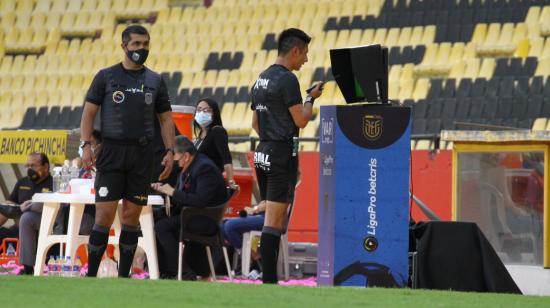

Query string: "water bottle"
[[73, 257, 82, 277], [6, 243, 16, 256], [69, 165, 79, 180], [60, 163, 70, 193], [54, 256, 62, 277], [53, 169, 61, 192], [47, 256, 56, 276], [62, 256, 72, 277]]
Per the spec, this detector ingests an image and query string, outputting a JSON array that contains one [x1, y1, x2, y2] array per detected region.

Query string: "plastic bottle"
[[54, 256, 62, 277], [52, 169, 61, 192], [47, 256, 56, 276], [62, 256, 72, 277], [6, 243, 16, 256], [73, 257, 82, 278], [69, 165, 79, 180], [60, 163, 70, 193]]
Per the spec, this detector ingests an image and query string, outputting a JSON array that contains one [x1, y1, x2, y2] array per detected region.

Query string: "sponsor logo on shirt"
[[255, 104, 268, 112], [125, 88, 144, 94], [254, 77, 270, 90]]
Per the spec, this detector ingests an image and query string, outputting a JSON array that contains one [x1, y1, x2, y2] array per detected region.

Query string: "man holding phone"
[[250, 28, 323, 284]]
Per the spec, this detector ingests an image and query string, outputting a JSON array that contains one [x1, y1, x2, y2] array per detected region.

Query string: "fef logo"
[[321, 117, 334, 144], [363, 115, 383, 141]]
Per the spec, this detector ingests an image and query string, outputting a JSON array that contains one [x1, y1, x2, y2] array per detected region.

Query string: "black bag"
[[0, 204, 22, 219]]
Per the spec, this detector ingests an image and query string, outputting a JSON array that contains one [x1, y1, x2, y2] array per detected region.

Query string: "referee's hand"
[[309, 82, 324, 98], [82, 146, 94, 168]]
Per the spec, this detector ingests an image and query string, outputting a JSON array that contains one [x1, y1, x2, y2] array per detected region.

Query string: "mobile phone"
[[306, 81, 325, 94]]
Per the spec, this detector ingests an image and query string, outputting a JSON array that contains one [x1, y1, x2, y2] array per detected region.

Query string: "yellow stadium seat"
[[532, 118, 547, 131], [335, 30, 350, 48], [30, 13, 46, 30], [449, 42, 465, 64], [221, 102, 235, 125], [400, 63, 414, 84], [389, 65, 402, 82], [388, 78, 399, 100], [463, 42, 476, 59], [525, 6, 541, 25], [412, 78, 430, 101], [238, 70, 255, 87], [46, 74, 59, 89], [471, 23, 487, 44], [168, 7, 182, 24], [535, 57, 550, 76], [1, 0, 16, 14], [512, 23, 528, 44], [529, 37, 544, 57], [478, 58, 495, 79], [373, 28, 387, 45], [348, 29, 362, 46], [323, 30, 338, 49], [34, 55, 47, 74], [50, 0, 68, 12], [398, 27, 412, 46], [361, 29, 375, 44], [45, 12, 61, 30], [11, 75, 24, 90], [60, 12, 76, 34], [22, 55, 37, 74], [421, 25, 436, 45], [397, 78, 414, 101], [385, 28, 400, 47], [11, 55, 25, 72], [34, 74, 47, 89], [0, 75, 11, 91], [409, 26, 423, 45], [0, 56, 12, 74], [462, 58, 481, 79], [1, 12, 15, 32], [528, 22, 541, 38], [15, 0, 33, 13], [449, 62, 464, 79], [434, 42, 452, 67]]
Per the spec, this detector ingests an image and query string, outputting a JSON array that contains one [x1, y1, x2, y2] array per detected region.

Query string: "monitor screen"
[[330, 44, 389, 104]]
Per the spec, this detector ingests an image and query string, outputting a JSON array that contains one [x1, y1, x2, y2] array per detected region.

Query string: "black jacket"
[[171, 153, 227, 208]]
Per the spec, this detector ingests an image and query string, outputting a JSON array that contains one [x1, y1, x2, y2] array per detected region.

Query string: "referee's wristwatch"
[[165, 148, 175, 155], [305, 95, 315, 105], [79, 140, 91, 149]]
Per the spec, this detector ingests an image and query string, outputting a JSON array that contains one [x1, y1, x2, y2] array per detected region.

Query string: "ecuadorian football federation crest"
[[145, 92, 153, 105], [363, 115, 383, 141], [113, 91, 125, 104]]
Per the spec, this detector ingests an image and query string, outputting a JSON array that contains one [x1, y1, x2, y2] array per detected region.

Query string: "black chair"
[[177, 192, 235, 281], [204, 52, 219, 70], [34, 106, 49, 129], [19, 107, 37, 129], [261, 34, 277, 50]]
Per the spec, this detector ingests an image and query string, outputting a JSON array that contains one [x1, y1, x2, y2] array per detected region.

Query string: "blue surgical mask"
[[195, 112, 213, 127]]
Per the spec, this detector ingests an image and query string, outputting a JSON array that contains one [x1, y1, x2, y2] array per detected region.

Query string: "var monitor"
[[330, 44, 389, 104]]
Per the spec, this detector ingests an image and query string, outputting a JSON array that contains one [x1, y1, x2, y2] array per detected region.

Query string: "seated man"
[[152, 136, 227, 280], [0, 153, 53, 245], [17, 153, 54, 275]]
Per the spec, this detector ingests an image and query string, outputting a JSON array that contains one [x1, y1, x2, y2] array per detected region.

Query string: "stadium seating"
[[1, 0, 550, 152]]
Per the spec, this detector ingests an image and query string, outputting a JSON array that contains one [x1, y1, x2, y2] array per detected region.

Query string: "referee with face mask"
[[251, 28, 322, 284], [80, 24, 176, 278]]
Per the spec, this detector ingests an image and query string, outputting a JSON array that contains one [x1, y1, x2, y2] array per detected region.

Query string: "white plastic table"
[[31, 193, 163, 279]]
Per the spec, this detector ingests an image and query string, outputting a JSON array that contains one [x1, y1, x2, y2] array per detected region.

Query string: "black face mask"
[[27, 168, 40, 182], [126, 48, 149, 65]]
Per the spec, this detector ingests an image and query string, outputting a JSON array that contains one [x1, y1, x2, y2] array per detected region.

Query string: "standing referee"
[[80, 25, 175, 277], [250, 28, 322, 284]]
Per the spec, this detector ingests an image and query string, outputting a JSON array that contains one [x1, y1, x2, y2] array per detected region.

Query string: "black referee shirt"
[[251, 64, 302, 142]]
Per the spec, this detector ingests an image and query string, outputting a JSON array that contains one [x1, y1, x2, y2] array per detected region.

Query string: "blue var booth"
[[317, 104, 411, 287]]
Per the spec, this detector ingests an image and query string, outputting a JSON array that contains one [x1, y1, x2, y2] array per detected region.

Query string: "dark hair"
[[193, 98, 223, 138], [122, 25, 150, 44], [278, 28, 311, 55], [30, 152, 49, 167], [91, 130, 102, 144], [174, 136, 197, 155]]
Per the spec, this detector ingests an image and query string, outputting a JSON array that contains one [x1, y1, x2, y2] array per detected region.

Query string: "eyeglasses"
[[196, 108, 212, 113]]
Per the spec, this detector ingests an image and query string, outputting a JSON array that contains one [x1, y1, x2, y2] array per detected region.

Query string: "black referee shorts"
[[254, 141, 298, 204], [94, 139, 154, 206]]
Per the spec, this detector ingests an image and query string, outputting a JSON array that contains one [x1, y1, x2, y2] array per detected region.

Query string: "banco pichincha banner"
[[318, 104, 410, 287], [0, 130, 68, 164]]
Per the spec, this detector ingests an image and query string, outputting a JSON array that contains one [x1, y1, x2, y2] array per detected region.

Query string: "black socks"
[[87, 224, 110, 277], [118, 224, 139, 278], [260, 227, 282, 284]]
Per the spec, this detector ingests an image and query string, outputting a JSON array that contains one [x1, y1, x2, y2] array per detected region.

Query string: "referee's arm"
[[80, 102, 100, 166], [288, 83, 322, 128]]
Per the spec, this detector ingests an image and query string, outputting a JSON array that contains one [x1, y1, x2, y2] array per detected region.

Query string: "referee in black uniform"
[[251, 28, 322, 284], [80, 25, 176, 278]]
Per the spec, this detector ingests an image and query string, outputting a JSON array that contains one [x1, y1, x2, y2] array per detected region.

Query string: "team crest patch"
[[113, 91, 125, 104], [98, 187, 108, 197], [363, 115, 383, 141], [145, 92, 153, 105]]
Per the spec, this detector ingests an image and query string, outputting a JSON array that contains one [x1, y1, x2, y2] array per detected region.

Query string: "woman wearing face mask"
[[193, 98, 239, 191]]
